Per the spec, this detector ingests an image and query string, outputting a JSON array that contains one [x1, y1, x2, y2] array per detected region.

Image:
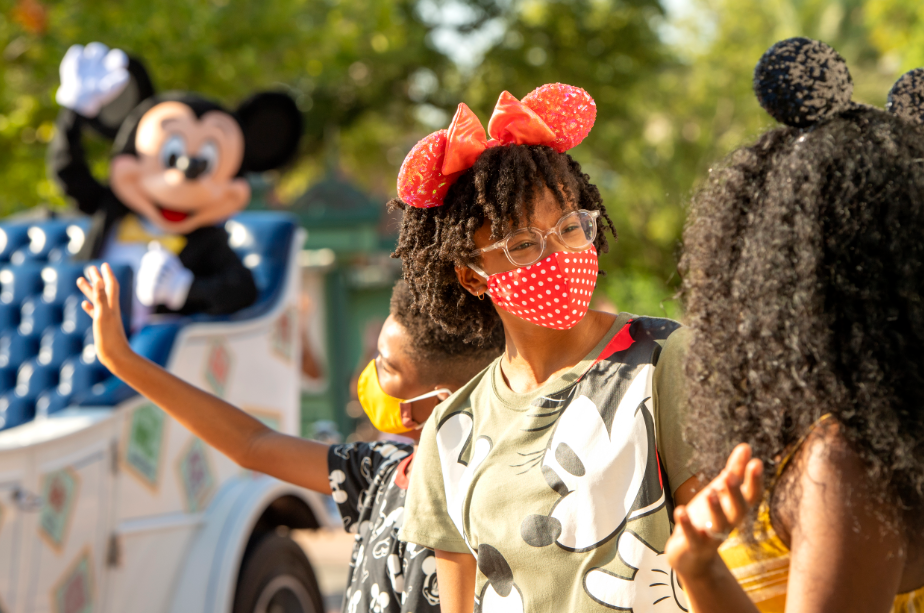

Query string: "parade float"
[[0, 212, 333, 613]]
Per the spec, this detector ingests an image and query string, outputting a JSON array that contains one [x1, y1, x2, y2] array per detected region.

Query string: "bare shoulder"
[[775, 418, 892, 536], [774, 417, 924, 605]]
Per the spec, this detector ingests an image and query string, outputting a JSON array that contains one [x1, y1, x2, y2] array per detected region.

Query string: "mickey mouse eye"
[[160, 135, 186, 169], [198, 140, 220, 176]]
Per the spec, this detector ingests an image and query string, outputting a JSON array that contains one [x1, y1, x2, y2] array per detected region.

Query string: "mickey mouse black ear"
[[887, 69, 924, 125], [754, 37, 854, 128], [237, 92, 303, 173]]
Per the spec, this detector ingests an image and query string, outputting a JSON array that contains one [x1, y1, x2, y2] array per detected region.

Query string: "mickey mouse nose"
[[176, 155, 209, 180]]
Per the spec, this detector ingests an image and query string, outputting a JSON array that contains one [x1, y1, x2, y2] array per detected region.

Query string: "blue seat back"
[[0, 212, 297, 428], [0, 221, 86, 265], [0, 256, 132, 430]]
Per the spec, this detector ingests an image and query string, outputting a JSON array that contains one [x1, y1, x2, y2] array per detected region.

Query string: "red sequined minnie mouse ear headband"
[[397, 83, 597, 209]]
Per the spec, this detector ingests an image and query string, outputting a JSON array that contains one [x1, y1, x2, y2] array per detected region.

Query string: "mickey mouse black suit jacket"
[[49, 109, 258, 316]]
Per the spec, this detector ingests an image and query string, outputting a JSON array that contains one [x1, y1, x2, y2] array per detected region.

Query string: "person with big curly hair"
[[664, 38, 924, 612], [394, 86, 704, 613]]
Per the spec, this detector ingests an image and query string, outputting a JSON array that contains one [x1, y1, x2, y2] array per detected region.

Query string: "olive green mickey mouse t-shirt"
[[400, 314, 694, 613]]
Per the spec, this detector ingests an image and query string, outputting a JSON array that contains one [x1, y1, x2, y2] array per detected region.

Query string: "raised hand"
[[665, 443, 764, 579], [56, 42, 130, 117], [76, 263, 132, 370], [77, 266, 332, 496]]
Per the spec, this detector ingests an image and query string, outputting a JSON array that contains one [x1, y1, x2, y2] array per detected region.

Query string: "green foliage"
[[599, 0, 903, 316], [1, 0, 918, 318], [0, 0, 448, 209], [866, 0, 924, 69]]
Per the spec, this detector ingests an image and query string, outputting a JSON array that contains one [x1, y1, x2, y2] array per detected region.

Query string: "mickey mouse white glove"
[[584, 531, 689, 612], [136, 245, 194, 311], [56, 43, 130, 118]]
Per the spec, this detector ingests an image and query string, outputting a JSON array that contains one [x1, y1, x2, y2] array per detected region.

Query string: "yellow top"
[[717, 414, 924, 611], [718, 512, 924, 612]]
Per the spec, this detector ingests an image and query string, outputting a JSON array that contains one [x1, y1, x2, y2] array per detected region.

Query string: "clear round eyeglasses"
[[475, 209, 601, 268]]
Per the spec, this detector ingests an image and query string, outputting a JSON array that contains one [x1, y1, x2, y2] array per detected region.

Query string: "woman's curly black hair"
[[389, 144, 617, 344], [390, 280, 504, 385], [680, 106, 924, 537]]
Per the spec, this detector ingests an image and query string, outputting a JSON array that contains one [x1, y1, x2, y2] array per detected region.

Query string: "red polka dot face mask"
[[483, 246, 598, 330]]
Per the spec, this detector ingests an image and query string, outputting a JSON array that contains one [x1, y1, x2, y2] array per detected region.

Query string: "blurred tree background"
[[0, 0, 918, 317]]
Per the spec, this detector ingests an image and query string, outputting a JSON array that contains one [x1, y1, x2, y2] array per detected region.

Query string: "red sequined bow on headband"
[[397, 83, 596, 209]]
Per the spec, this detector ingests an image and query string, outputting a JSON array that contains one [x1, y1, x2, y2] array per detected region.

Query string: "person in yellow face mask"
[[76, 270, 503, 613], [356, 282, 503, 444], [356, 323, 451, 438]]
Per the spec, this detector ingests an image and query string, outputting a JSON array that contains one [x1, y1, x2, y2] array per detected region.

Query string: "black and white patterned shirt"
[[328, 441, 440, 613]]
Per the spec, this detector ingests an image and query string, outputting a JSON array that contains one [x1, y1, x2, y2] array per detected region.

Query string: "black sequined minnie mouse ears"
[[754, 37, 854, 128], [887, 69, 924, 125], [756, 37, 924, 129]]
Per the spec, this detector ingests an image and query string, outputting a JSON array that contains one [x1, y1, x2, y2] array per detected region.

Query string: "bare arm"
[[79, 264, 331, 494], [667, 432, 909, 613], [435, 549, 476, 613], [666, 444, 764, 613], [671, 471, 757, 613], [783, 424, 905, 613], [673, 475, 702, 506]]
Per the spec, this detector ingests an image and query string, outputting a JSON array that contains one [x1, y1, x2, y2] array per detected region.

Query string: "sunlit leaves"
[[0, 0, 448, 212]]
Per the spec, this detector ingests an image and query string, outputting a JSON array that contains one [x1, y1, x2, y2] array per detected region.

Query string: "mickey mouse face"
[[110, 101, 250, 234], [419, 554, 440, 606], [520, 366, 665, 552], [476, 545, 524, 613]]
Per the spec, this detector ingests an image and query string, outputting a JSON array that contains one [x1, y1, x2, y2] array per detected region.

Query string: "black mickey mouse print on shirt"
[[327, 442, 440, 613], [400, 315, 696, 613]]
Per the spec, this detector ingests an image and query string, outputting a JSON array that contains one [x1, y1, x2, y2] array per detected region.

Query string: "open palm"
[[665, 443, 764, 578], [76, 264, 132, 370]]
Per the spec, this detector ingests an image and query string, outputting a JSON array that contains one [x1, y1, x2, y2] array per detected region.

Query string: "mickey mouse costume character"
[[49, 42, 302, 326]]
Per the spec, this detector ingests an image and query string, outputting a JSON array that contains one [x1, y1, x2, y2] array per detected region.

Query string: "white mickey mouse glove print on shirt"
[[584, 531, 689, 612], [136, 244, 194, 310], [56, 43, 130, 118]]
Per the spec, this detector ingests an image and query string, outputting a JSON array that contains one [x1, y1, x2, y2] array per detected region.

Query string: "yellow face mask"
[[356, 360, 450, 434]]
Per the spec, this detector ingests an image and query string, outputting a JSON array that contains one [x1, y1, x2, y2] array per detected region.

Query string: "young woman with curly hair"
[[664, 38, 924, 613], [394, 85, 704, 613]]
